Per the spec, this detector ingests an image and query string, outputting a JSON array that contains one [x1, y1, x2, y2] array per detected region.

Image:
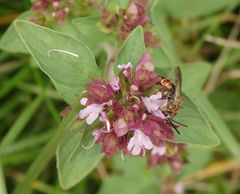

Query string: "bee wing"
[[174, 66, 182, 100]]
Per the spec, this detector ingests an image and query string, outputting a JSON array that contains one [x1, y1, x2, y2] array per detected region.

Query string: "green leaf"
[[181, 62, 211, 96], [196, 93, 240, 159], [113, 26, 145, 74], [99, 176, 158, 194], [57, 125, 103, 190], [72, 17, 113, 54], [0, 11, 29, 53], [173, 95, 220, 147], [52, 18, 79, 38], [151, 3, 181, 66], [113, 155, 146, 177], [15, 20, 101, 104], [181, 145, 211, 176], [161, 0, 236, 18]]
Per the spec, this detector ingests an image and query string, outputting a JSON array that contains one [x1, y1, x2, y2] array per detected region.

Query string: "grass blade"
[[0, 67, 29, 100], [0, 94, 43, 153]]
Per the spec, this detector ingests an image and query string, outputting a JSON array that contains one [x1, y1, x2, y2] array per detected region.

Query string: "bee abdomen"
[[159, 78, 175, 94]]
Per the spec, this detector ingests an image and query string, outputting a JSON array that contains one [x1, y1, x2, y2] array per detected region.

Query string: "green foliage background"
[[0, 0, 240, 194]]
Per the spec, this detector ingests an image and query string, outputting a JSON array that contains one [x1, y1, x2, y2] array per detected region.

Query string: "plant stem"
[[12, 104, 81, 194], [204, 12, 240, 94], [192, 0, 238, 54], [183, 159, 240, 185]]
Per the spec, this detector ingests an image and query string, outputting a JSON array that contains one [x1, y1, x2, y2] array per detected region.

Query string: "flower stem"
[[12, 104, 81, 194]]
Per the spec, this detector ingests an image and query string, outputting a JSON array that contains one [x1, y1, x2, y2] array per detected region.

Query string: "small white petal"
[[158, 147, 166, 155], [152, 146, 166, 156], [150, 92, 162, 100], [106, 119, 111, 131], [86, 112, 99, 125], [152, 110, 166, 119], [174, 182, 184, 194], [79, 109, 87, 119], [143, 136, 153, 150], [132, 144, 141, 155], [127, 137, 135, 151], [80, 98, 88, 105]]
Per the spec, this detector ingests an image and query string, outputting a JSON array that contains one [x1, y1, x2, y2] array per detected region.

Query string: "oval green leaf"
[[14, 20, 101, 104], [113, 26, 146, 74], [57, 126, 103, 190]]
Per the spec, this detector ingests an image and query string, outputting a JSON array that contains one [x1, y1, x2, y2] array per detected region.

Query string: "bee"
[[159, 66, 186, 134]]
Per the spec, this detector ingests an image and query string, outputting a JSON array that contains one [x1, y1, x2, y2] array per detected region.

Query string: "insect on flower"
[[159, 67, 187, 134]]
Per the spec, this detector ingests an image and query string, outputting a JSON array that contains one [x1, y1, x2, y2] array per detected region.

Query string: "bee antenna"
[[171, 119, 188, 127], [168, 119, 181, 135]]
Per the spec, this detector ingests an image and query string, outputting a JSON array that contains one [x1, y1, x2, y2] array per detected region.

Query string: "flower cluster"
[[79, 53, 185, 171], [30, 0, 73, 25], [100, 0, 161, 48]]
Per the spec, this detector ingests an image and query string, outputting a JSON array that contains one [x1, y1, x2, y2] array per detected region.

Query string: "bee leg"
[[168, 119, 181, 135], [171, 119, 188, 127]]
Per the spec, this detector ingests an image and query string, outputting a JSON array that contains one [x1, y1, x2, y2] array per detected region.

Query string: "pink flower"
[[80, 97, 88, 105], [109, 77, 120, 91], [101, 7, 117, 27], [31, 0, 72, 25], [103, 132, 119, 157], [114, 118, 129, 137], [52, 1, 60, 8], [141, 92, 167, 119], [31, 0, 49, 11], [86, 79, 114, 104], [117, 63, 132, 70], [76, 53, 185, 170], [100, 112, 111, 131], [127, 129, 153, 155], [127, 3, 139, 15], [79, 103, 103, 125], [174, 182, 184, 194], [148, 142, 185, 172], [118, 62, 132, 77], [125, 1, 149, 28], [52, 8, 69, 24], [134, 68, 161, 90], [144, 115, 175, 141], [136, 52, 154, 71], [144, 32, 161, 48], [151, 145, 166, 156]]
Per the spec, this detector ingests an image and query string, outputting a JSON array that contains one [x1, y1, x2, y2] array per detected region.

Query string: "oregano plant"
[[3, 1, 240, 194], [13, 5, 219, 191]]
